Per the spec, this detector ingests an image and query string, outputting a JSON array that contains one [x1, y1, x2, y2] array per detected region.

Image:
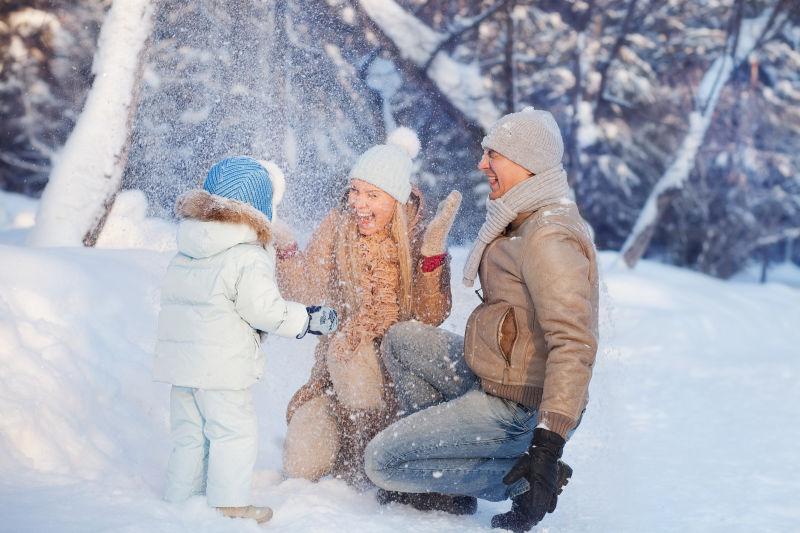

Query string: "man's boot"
[[217, 505, 273, 524], [377, 489, 478, 515], [491, 459, 572, 532]]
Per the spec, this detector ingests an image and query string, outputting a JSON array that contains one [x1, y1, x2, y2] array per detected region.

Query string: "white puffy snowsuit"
[[154, 189, 309, 506]]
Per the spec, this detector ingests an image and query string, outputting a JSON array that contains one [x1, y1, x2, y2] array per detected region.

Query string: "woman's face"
[[348, 179, 397, 236]]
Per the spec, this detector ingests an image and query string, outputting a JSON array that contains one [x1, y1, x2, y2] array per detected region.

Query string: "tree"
[[6, 0, 800, 277], [27, 0, 155, 247], [621, 0, 790, 268], [0, 1, 107, 195]]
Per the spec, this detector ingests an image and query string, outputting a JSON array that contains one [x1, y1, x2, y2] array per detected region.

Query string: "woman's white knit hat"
[[350, 127, 421, 204], [481, 106, 564, 174]]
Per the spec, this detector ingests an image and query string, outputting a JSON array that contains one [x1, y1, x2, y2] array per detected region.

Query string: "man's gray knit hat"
[[481, 106, 564, 174]]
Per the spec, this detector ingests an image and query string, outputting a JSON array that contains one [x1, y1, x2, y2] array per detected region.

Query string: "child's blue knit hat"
[[203, 156, 273, 221]]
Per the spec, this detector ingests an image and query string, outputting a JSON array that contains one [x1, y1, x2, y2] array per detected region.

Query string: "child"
[[153, 156, 337, 523]]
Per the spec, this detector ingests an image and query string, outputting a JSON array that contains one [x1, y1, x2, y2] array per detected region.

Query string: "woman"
[[276, 129, 461, 485]]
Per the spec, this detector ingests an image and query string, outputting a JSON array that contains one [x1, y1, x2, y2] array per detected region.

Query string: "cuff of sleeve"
[[274, 301, 309, 338], [421, 253, 447, 273], [538, 411, 576, 440]]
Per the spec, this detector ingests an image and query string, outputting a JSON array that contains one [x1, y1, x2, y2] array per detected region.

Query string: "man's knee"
[[382, 321, 442, 365]]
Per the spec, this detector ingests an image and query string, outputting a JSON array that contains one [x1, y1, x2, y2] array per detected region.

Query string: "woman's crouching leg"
[[381, 321, 475, 415], [283, 395, 340, 480], [327, 340, 386, 411]]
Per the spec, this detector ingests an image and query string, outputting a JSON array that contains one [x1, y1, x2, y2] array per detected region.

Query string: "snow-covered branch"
[[0, 152, 49, 173], [358, 0, 502, 130], [423, 0, 512, 71], [754, 227, 800, 248], [621, 6, 775, 268]]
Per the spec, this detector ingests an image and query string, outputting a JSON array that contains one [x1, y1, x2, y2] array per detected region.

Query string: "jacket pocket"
[[499, 307, 517, 364], [465, 302, 516, 384]]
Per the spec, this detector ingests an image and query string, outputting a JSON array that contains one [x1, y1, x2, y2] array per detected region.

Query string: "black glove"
[[304, 305, 338, 336], [500, 428, 565, 527]]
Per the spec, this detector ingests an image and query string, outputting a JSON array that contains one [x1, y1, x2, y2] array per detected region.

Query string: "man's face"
[[477, 149, 533, 200]]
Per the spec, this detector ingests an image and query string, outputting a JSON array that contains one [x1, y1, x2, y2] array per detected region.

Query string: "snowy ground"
[[1, 190, 799, 532]]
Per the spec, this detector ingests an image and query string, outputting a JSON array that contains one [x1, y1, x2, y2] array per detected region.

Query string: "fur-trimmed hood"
[[174, 189, 272, 258]]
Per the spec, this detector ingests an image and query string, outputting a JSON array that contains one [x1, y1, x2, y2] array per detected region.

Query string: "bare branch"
[[423, 0, 512, 72], [0, 152, 49, 173], [752, 0, 791, 51], [595, 0, 641, 115]]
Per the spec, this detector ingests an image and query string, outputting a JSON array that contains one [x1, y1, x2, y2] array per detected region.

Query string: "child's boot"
[[217, 505, 273, 524]]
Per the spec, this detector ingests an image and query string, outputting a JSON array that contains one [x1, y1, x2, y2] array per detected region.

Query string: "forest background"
[[2, 0, 799, 278]]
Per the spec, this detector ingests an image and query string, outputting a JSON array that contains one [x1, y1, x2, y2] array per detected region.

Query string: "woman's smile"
[[356, 211, 376, 230], [348, 179, 396, 236]]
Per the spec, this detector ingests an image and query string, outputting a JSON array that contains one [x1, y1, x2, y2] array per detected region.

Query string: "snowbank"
[[0, 189, 176, 252], [0, 227, 798, 530], [94, 190, 176, 252]]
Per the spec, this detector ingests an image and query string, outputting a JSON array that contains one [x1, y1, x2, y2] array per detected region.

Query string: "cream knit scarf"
[[462, 164, 571, 287]]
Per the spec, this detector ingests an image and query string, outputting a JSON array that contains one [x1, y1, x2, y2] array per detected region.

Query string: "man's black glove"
[[495, 428, 565, 529]]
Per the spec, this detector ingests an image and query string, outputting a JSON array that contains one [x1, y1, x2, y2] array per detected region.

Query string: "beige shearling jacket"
[[464, 201, 599, 438]]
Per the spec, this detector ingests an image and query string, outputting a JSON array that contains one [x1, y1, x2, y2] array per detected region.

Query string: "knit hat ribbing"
[[203, 156, 274, 221], [481, 106, 564, 175], [349, 127, 420, 204]]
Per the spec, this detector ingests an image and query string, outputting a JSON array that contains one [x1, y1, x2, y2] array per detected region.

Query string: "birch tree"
[[27, 0, 154, 247], [621, 0, 786, 267]]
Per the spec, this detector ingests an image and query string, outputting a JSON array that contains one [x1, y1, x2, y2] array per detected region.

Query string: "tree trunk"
[[27, 0, 155, 247], [620, 2, 776, 268], [503, 1, 516, 114]]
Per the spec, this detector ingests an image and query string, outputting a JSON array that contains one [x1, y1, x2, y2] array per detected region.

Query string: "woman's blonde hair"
[[335, 188, 417, 322], [391, 202, 414, 320]]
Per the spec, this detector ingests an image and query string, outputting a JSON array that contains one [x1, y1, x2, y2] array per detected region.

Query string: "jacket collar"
[[175, 189, 272, 246], [506, 199, 571, 233], [507, 211, 534, 232]]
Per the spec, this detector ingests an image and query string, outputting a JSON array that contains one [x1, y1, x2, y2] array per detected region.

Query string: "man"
[[364, 107, 599, 531]]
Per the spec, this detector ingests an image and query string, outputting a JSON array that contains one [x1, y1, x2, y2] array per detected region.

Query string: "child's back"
[[154, 188, 308, 390], [153, 157, 336, 524]]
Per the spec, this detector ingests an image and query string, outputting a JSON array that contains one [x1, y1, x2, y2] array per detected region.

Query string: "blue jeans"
[[364, 322, 540, 502]]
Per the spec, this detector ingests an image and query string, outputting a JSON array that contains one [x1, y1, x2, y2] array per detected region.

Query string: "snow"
[[366, 57, 403, 131], [27, 0, 155, 247], [0, 190, 37, 245], [732, 260, 800, 288], [2, 193, 800, 531], [94, 190, 177, 252]]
